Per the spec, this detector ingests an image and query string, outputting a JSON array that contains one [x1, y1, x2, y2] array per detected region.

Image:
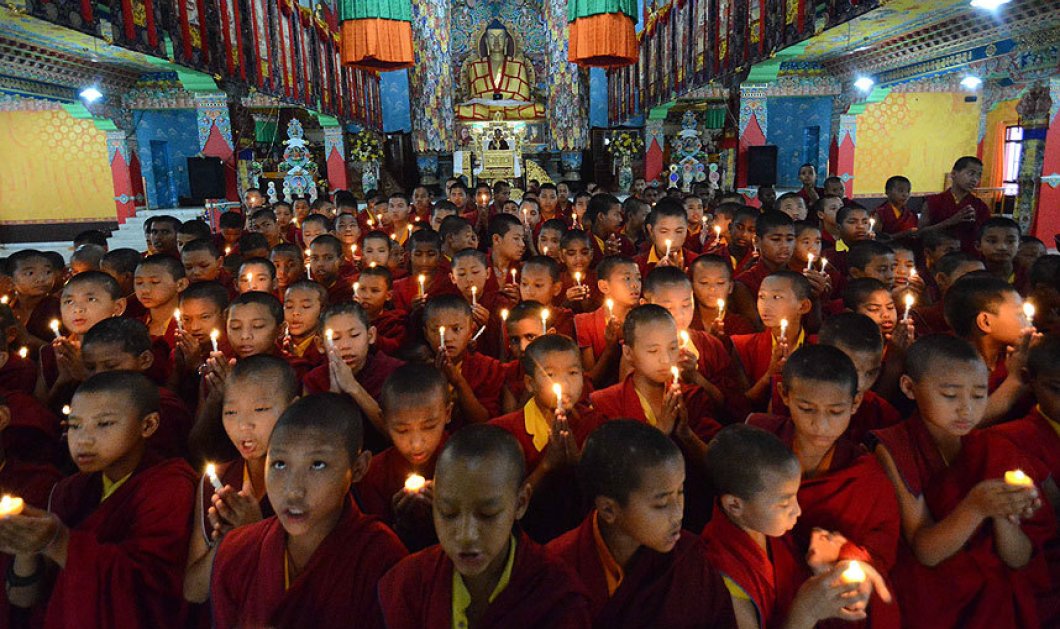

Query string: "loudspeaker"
[[746, 145, 778, 186], [187, 157, 226, 201]]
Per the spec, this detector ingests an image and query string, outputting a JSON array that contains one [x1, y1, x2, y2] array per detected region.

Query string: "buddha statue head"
[[480, 19, 514, 58]]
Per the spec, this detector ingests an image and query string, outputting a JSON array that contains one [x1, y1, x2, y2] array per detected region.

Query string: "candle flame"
[[500, 308, 509, 321], [0, 295, 7, 304], [541, 308, 550, 321], [904, 293, 915, 308], [210, 329, 220, 341], [679, 330, 690, 348], [325, 329, 334, 342], [1023, 301, 1036, 321], [0, 494, 24, 517], [205, 463, 216, 477], [17, 347, 28, 359], [1005, 469, 1033, 486], [404, 474, 426, 492], [671, 366, 681, 385], [841, 560, 866, 584], [61, 405, 70, 416]]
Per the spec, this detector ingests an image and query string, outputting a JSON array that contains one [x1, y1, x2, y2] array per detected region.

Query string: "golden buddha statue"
[[457, 20, 545, 121]]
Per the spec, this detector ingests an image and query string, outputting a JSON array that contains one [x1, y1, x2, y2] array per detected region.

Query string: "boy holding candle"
[[280, 280, 326, 366], [731, 271, 814, 411], [7, 249, 62, 352], [356, 364, 450, 551], [487, 213, 526, 291], [536, 218, 566, 262], [726, 206, 761, 275], [439, 216, 478, 261], [689, 255, 757, 336], [449, 248, 512, 359], [378, 424, 592, 628], [701, 424, 874, 629], [975, 217, 1022, 287], [575, 256, 641, 388], [248, 209, 283, 250], [183, 355, 298, 604], [2, 371, 198, 629], [498, 301, 560, 412], [747, 345, 900, 627], [169, 281, 230, 406], [518, 256, 575, 335], [586, 194, 636, 267], [815, 195, 844, 247], [842, 279, 900, 342], [211, 393, 408, 628], [870, 334, 1052, 628], [134, 254, 189, 351], [302, 302, 403, 453], [392, 229, 448, 313], [847, 241, 897, 290], [735, 212, 798, 308], [490, 335, 607, 540], [422, 295, 506, 428], [559, 229, 598, 312], [547, 420, 737, 626], [827, 206, 875, 277], [270, 243, 306, 296], [354, 266, 406, 356], [632, 198, 697, 278], [682, 193, 709, 254], [386, 192, 414, 247], [236, 258, 277, 295], [307, 235, 353, 306], [944, 274, 1038, 425]]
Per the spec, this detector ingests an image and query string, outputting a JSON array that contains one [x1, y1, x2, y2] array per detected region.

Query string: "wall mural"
[[450, 0, 548, 102]]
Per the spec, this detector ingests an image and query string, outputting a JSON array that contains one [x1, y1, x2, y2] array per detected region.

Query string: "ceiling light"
[[960, 76, 983, 90], [969, 0, 1011, 9], [854, 77, 875, 92], [79, 86, 103, 103]]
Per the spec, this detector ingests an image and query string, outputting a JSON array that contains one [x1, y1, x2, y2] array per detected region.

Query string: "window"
[[1002, 125, 1022, 196]]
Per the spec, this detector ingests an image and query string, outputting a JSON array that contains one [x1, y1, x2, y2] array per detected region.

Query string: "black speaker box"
[[746, 145, 778, 187], [188, 157, 226, 202]]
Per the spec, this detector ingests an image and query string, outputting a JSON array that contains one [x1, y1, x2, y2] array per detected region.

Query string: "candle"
[[205, 463, 223, 492], [0, 494, 24, 517], [500, 309, 509, 322], [541, 308, 550, 335], [1023, 301, 1036, 327], [717, 298, 726, 320], [903, 293, 915, 322], [671, 366, 681, 387], [470, 285, 477, 307], [869, 218, 876, 231], [210, 329, 220, 353], [225, 246, 232, 256], [780, 319, 789, 338], [510, 269, 518, 285], [574, 271, 582, 288], [351, 244, 358, 258], [606, 298, 615, 318], [805, 253, 814, 272], [404, 473, 426, 493], [304, 248, 312, 280], [664, 239, 672, 258], [552, 383, 563, 413], [1005, 469, 1034, 487], [61, 405, 70, 416], [407, 224, 414, 240], [49, 319, 61, 339], [819, 257, 828, 273], [353, 282, 360, 296], [840, 560, 866, 584], [367, 216, 374, 227], [0, 295, 7, 304], [418, 274, 426, 298], [679, 330, 691, 349], [909, 267, 917, 279], [714, 225, 722, 240], [543, 246, 549, 256], [325, 328, 334, 348], [174, 308, 183, 331], [439, 326, 446, 348], [17, 347, 27, 359]]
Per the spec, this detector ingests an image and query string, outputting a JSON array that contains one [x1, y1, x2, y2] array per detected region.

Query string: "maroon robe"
[[489, 401, 607, 474], [13, 295, 61, 344], [378, 533, 592, 629], [355, 439, 446, 551], [197, 458, 273, 544], [391, 269, 456, 312], [870, 414, 1055, 629], [322, 277, 354, 306], [450, 351, 506, 428], [1, 390, 60, 466], [574, 306, 612, 362], [702, 504, 807, 629], [0, 353, 38, 395], [736, 260, 787, 301], [748, 413, 902, 628], [686, 328, 749, 423], [211, 497, 406, 629], [923, 189, 991, 254], [689, 309, 757, 337], [875, 202, 919, 235], [43, 454, 197, 629], [369, 308, 408, 356], [302, 349, 404, 398], [911, 302, 949, 336], [547, 514, 736, 627], [589, 232, 637, 268], [990, 407, 1060, 626], [121, 294, 148, 321]]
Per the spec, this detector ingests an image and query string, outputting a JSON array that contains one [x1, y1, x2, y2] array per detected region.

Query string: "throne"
[[468, 121, 526, 186]]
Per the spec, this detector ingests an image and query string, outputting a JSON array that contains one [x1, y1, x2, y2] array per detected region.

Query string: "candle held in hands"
[[664, 239, 672, 258], [418, 274, 426, 298], [18, 347, 28, 359], [325, 328, 334, 348], [903, 293, 915, 322], [500, 309, 509, 322], [606, 298, 615, 318], [840, 560, 866, 584], [574, 271, 582, 288], [552, 383, 563, 413], [174, 308, 183, 331], [1023, 301, 1036, 327], [540, 308, 550, 335], [470, 285, 477, 307], [50, 319, 61, 338], [780, 319, 789, 338], [510, 269, 518, 285], [404, 474, 426, 493], [1004, 469, 1033, 487], [210, 329, 220, 353], [716, 298, 726, 320], [439, 326, 446, 348], [0, 494, 24, 517], [205, 464, 223, 492], [679, 330, 691, 349], [805, 253, 814, 272], [671, 366, 681, 387]]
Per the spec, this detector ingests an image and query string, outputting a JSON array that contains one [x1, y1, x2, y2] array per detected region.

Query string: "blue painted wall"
[[765, 96, 833, 188], [381, 69, 412, 133], [590, 67, 609, 128], [134, 109, 199, 209]]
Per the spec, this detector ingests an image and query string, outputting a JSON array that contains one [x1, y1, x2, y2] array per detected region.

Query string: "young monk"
[[302, 302, 404, 453], [689, 255, 757, 336], [181, 238, 228, 286], [919, 156, 990, 254], [748, 345, 900, 627], [101, 248, 149, 320], [575, 256, 641, 388], [422, 294, 506, 428], [586, 193, 636, 266], [135, 254, 188, 351], [911, 252, 983, 335], [559, 229, 598, 312], [354, 266, 406, 355], [702, 424, 876, 629], [735, 211, 796, 303], [169, 281, 230, 404], [548, 419, 736, 625], [308, 235, 353, 305], [183, 356, 299, 604], [210, 393, 408, 628], [271, 243, 306, 295], [731, 271, 814, 410], [875, 176, 917, 240], [236, 258, 277, 295], [356, 363, 450, 551], [392, 229, 447, 313], [7, 249, 61, 351], [871, 334, 1053, 629], [2, 371, 197, 628], [633, 198, 698, 278], [975, 217, 1021, 286], [279, 280, 324, 366], [519, 256, 577, 330], [378, 424, 592, 627], [944, 274, 1037, 424]]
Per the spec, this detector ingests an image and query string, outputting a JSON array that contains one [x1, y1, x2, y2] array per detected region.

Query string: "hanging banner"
[[297, 5, 316, 107], [109, 0, 165, 56], [25, 0, 96, 37], [277, 0, 299, 98], [748, 0, 764, 59], [217, 0, 247, 79], [715, 0, 730, 74], [246, 0, 275, 92], [171, 0, 212, 71]]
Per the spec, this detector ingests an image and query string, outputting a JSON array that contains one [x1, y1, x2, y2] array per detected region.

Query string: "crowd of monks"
[[0, 153, 1058, 628]]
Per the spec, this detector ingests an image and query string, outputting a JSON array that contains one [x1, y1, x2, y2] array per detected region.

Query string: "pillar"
[[545, 0, 589, 152], [1030, 77, 1060, 241], [408, 0, 453, 154], [833, 114, 857, 198], [644, 116, 666, 184], [322, 125, 349, 191], [1014, 81, 1052, 235], [105, 130, 137, 224], [737, 85, 768, 189], [194, 92, 238, 200]]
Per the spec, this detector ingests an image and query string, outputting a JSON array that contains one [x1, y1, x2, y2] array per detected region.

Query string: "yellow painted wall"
[[0, 110, 114, 223], [980, 98, 1019, 190], [853, 92, 980, 196]]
